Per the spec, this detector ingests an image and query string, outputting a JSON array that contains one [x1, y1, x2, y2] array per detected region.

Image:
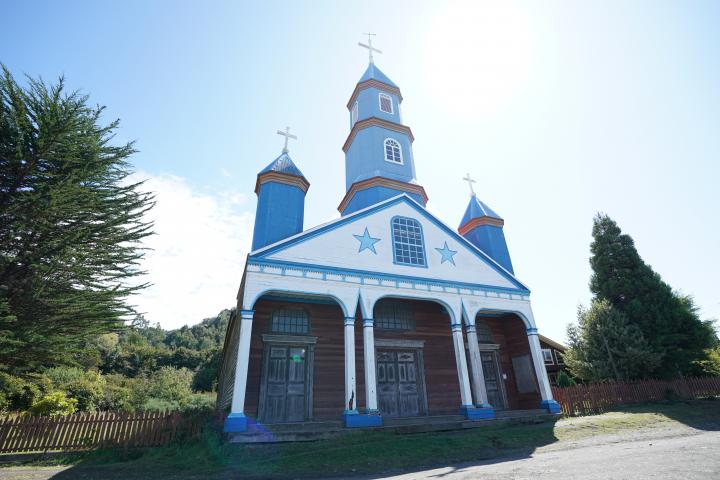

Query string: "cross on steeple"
[[276, 126, 297, 153], [463, 173, 476, 197], [358, 32, 382, 64]]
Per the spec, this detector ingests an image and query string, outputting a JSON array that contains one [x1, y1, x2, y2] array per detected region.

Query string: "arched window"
[[271, 309, 309, 334], [384, 138, 403, 164], [374, 301, 414, 331], [391, 216, 427, 267]]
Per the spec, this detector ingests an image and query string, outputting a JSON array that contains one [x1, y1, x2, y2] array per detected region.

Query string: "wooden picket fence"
[[0, 410, 206, 453], [551, 376, 720, 416]]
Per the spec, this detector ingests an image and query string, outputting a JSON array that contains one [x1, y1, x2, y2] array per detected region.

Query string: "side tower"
[[458, 175, 514, 274], [251, 128, 309, 250], [338, 37, 428, 215]]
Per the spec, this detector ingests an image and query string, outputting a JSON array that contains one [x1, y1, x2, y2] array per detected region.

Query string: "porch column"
[[344, 316, 358, 414], [527, 328, 561, 413], [225, 309, 255, 432], [362, 318, 379, 413], [451, 322, 474, 410], [465, 324, 491, 409]]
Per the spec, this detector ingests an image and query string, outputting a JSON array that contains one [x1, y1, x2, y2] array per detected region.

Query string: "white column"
[[451, 322, 473, 408], [344, 316, 358, 413], [230, 310, 255, 415], [527, 328, 554, 402], [465, 325, 490, 407], [362, 318, 378, 412]]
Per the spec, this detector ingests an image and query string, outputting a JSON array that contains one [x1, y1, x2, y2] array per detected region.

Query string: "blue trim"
[[541, 399, 562, 414], [223, 413, 248, 433], [527, 328, 538, 335], [343, 409, 359, 415], [248, 258, 530, 296], [250, 195, 529, 292], [463, 406, 495, 420], [344, 412, 383, 428], [240, 309, 255, 315]]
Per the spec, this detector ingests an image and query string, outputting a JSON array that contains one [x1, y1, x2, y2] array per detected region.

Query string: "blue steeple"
[[338, 42, 427, 216], [459, 195, 514, 274], [252, 138, 309, 250]]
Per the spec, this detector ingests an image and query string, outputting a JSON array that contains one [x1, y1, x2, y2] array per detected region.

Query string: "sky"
[[2, 0, 719, 341]]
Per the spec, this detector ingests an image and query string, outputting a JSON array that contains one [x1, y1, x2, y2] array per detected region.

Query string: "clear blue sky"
[[3, 0, 719, 340]]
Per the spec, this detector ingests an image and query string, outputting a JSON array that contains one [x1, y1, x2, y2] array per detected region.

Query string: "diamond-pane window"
[[375, 301, 414, 331], [379, 93, 393, 114], [271, 309, 309, 334], [391, 217, 426, 267]]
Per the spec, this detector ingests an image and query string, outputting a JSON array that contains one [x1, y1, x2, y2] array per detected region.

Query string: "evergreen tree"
[[0, 66, 153, 374], [564, 300, 661, 382], [589, 214, 716, 377]]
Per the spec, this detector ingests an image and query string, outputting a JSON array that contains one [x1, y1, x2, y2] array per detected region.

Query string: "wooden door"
[[262, 345, 307, 423], [481, 351, 507, 410], [376, 350, 423, 417]]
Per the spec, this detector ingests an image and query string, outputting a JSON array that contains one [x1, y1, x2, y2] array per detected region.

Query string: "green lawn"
[[3, 399, 719, 479]]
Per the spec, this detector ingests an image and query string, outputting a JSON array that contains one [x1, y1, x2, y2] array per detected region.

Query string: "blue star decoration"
[[435, 241, 458, 265], [353, 227, 381, 254]]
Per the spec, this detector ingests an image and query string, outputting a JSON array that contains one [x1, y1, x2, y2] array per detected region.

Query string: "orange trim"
[[337, 176, 428, 213], [342, 117, 414, 153], [254, 171, 310, 195], [346, 79, 403, 109], [458, 216, 504, 235]]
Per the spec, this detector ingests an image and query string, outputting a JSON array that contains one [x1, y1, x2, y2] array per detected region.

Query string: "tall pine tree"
[[589, 214, 716, 377], [0, 66, 154, 374]]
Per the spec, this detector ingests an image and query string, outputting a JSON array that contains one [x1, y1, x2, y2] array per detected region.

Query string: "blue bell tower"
[[458, 177, 514, 274], [338, 37, 428, 216], [252, 128, 309, 251]]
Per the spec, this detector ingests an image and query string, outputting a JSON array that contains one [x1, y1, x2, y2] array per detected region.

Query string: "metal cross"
[[276, 126, 297, 153], [463, 173, 476, 196], [358, 32, 382, 64]]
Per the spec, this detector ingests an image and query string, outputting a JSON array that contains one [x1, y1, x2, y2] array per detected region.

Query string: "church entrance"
[[376, 349, 427, 417], [258, 342, 313, 423], [480, 349, 507, 410]]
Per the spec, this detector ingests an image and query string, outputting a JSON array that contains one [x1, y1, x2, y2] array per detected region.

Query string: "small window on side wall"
[[379, 93, 393, 114], [542, 348, 554, 365], [271, 309, 309, 334], [351, 101, 358, 126]]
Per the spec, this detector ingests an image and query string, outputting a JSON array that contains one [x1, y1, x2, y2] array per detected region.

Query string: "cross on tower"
[[463, 173, 476, 196], [358, 32, 382, 64], [276, 126, 297, 153]]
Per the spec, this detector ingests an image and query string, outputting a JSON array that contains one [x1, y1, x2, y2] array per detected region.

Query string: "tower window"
[[391, 216, 427, 267], [379, 93, 393, 114], [384, 138, 403, 164], [351, 101, 358, 126]]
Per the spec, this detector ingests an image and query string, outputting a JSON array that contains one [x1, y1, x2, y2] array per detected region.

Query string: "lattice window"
[[476, 321, 494, 343], [391, 216, 426, 266], [384, 138, 403, 164], [379, 92, 393, 114], [271, 309, 309, 334], [374, 301, 414, 331]]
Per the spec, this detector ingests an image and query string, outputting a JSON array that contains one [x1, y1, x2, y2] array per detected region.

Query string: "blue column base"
[[223, 413, 248, 433], [461, 405, 495, 420], [541, 399, 562, 414], [344, 412, 383, 428]]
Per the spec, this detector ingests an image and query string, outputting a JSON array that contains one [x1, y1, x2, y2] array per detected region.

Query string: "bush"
[[44, 367, 106, 412], [0, 372, 44, 411], [28, 392, 78, 416], [147, 367, 194, 407], [556, 370, 577, 388]]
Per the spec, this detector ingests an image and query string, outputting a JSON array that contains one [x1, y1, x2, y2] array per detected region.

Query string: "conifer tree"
[[0, 66, 153, 374], [564, 299, 661, 382], [588, 214, 716, 377]]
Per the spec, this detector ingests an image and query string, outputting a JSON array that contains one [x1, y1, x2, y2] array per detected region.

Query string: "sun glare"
[[426, 1, 534, 116]]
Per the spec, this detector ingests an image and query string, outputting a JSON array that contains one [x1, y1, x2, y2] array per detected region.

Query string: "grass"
[[2, 398, 719, 479]]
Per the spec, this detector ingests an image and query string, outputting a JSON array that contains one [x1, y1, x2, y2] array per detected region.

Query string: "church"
[[217, 38, 561, 434]]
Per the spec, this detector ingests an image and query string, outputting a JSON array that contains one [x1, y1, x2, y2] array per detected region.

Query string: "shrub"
[[147, 367, 193, 407], [44, 367, 106, 412], [556, 370, 577, 388], [28, 392, 78, 416], [0, 372, 44, 411]]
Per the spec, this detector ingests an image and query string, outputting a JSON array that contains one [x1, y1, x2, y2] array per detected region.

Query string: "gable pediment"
[[251, 196, 528, 292]]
